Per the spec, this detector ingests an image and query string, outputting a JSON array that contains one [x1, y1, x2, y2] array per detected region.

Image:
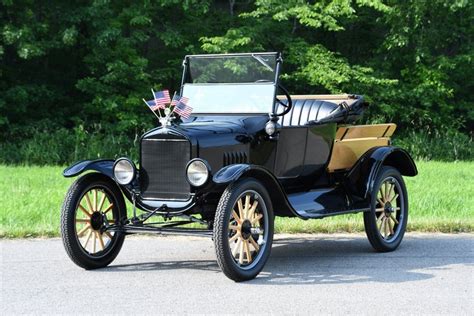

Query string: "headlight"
[[265, 121, 276, 135], [186, 159, 210, 187], [113, 158, 136, 185]]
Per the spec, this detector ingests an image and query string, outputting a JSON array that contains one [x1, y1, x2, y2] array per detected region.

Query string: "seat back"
[[276, 99, 340, 127]]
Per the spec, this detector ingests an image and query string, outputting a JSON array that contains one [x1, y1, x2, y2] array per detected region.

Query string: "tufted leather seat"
[[275, 95, 366, 127], [276, 99, 341, 127]]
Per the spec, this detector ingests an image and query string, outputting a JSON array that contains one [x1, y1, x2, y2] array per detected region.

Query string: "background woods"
[[1, 0, 472, 164]]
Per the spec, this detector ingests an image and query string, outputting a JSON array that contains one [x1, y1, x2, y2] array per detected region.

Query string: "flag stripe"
[[153, 90, 171, 109]]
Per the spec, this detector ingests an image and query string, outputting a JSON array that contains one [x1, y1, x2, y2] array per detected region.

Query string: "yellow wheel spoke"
[[93, 189, 98, 212], [92, 233, 96, 253], [244, 240, 251, 263], [78, 204, 91, 218], [75, 218, 90, 223], [229, 225, 239, 231], [104, 231, 113, 239], [237, 199, 244, 219], [377, 198, 385, 207], [375, 208, 384, 212], [97, 232, 105, 251], [377, 213, 385, 221], [97, 191, 107, 212], [388, 218, 394, 235], [248, 200, 259, 218], [84, 229, 93, 249], [249, 236, 259, 251], [390, 193, 399, 203], [251, 214, 263, 224], [378, 188, 384, 201], [244, 194, 251, 219], [84, 192, 94, 213], [390, 214, 399, 224], [232, 210, 241, 224], [103, 203, 114, 214], [386, 183, 394, 201], [229, 233, 239, 243], [379, 217, 385, 233], [77, 224, 91, 237]]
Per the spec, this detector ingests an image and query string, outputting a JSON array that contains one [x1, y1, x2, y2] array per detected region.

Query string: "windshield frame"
[[179, 52, 282, 115]]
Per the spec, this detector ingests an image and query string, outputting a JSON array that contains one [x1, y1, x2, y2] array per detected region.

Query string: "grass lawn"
[[0, 161, 473, 238]]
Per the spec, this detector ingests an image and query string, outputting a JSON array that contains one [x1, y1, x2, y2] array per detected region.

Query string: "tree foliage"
[[1, 0, 472, 162]]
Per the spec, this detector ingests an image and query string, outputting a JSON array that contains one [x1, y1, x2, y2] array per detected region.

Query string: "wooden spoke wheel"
[[214, 178, 274, 282], [228, 191, 267, 267], [374, 177, 402, 241], [61, 173, 126, 269], [75, 188, 117, 255], [364, 166, 408, 252]]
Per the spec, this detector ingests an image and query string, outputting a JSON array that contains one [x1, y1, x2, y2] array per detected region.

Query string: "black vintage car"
[[61, 52, 418, 281]]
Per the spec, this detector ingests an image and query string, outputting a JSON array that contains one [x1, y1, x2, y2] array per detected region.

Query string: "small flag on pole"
[[172, 96, 192, 119], [170, 94, 180, 106], [153, 89, 171, 109], [145, 99, 161, 111]]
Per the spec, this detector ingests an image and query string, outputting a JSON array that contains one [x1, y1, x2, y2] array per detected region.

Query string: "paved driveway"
[[2, 233, 473, 314]]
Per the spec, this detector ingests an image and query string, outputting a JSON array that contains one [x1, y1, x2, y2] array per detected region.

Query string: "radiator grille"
[[140, 138, 191, 200]]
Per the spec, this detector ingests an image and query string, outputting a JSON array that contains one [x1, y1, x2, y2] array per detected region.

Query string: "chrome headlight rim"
[[265, 120, 277, 135], [186, 158, 211, 187], [113, 157, 136, 185]]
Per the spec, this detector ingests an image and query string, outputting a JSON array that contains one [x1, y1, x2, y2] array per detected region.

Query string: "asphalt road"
[[2, 233, 473, 315]]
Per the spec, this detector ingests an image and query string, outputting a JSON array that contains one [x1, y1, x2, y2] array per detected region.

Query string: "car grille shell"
[[140, 137, 191, 200]]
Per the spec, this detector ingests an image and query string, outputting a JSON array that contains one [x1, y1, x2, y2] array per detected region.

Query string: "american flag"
[[172, 96, 192, 119], [153, 90, 170, 109], [170, 94, 180, 106], [145, 99, 160, 111]]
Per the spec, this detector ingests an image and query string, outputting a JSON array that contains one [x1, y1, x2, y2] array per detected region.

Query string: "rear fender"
[[63, 159, 115, 179], [346, 146, 417, 199], [213, 164, 300, 218]]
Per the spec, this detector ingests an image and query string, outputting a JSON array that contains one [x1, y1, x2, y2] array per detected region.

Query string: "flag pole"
[[166, 91, 177, 121], [150, 88, 163, 119], [142, 98, 161, 122]]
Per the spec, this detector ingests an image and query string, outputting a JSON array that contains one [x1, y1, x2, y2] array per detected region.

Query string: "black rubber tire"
[[60, 173, 126, 269], [213, 178, 274, 282], [364, 166, 408, 252]]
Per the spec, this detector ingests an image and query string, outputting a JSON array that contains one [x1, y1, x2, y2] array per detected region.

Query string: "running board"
[[107, 225, 213, 237], [287, 188, 369, 219]]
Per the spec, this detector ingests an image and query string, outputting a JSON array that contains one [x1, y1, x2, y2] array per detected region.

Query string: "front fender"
[[213, 164, 301, 218], [63, 159, 115, 179], [346, 146, 417, 199]]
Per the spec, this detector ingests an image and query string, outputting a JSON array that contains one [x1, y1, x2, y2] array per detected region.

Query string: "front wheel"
[[364, 166, 408, 252], [61, 173, 126, 269], [213, 178, 274, 282]]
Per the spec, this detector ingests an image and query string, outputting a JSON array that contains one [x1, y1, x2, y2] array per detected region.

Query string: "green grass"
[[1, 161, 473, 238]]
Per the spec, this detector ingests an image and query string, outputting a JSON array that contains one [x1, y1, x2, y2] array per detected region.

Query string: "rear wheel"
[[364, 166, 408, 252], [213, 178, 274, 281], [61, 173, 126, 269]]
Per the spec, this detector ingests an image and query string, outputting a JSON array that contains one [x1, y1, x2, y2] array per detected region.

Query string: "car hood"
[[140, 115, 270, 171]]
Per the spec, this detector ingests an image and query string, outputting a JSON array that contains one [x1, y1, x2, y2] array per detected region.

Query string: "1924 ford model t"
[[61, 52, 417, 281]]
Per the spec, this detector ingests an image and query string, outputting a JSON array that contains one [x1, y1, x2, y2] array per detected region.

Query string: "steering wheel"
[[275, 83, 292, 116], [254, 80, 292, 116]]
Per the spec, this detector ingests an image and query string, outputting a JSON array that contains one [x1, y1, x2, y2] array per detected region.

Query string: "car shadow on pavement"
[[107, 259, 221, 273], [250, 235, 474, 285], [104, 234, 473, 285]]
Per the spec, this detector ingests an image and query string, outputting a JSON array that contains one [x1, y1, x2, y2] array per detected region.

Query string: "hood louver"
[[223, 152, 248, 166]]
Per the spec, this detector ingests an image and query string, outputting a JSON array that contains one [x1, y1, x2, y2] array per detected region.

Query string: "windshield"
[[181, 53, 280, 114]]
